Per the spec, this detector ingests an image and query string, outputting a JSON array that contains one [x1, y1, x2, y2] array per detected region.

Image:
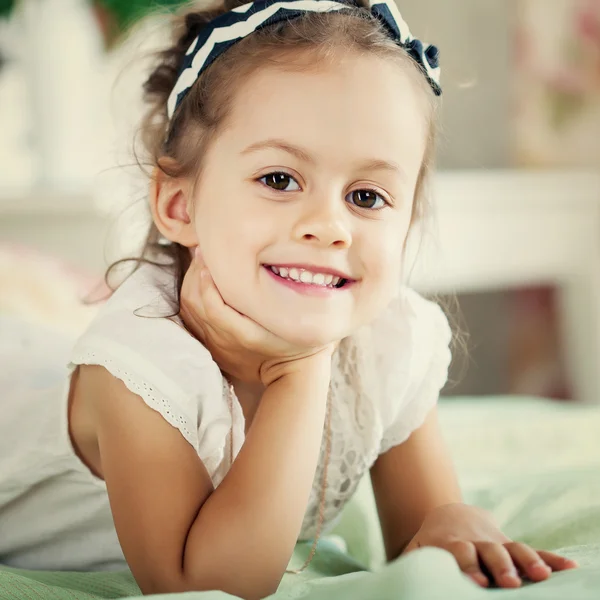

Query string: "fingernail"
[[468, 573, 488, 587], [501, 568, 519, 578], [530, 560, 551, 571], [501, 569, 521, 584], [194, 246, 201, 261]]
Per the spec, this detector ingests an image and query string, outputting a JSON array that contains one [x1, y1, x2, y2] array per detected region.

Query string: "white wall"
[[400, 0, 515, 169]]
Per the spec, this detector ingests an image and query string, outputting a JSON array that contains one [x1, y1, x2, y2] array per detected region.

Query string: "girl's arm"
[[370, 406, 577, 588], [369, 406, 462, 561], [82, 354, 330, 599]]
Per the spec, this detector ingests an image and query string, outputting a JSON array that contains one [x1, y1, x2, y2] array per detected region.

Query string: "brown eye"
[[260, 172, 300, 191], [347, 189, 386, 209]]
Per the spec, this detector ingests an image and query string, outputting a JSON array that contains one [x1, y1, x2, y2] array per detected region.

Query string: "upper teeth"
[[270, 266, 342, 288]]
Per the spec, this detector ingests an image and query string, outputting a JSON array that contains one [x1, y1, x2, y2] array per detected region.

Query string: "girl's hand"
[[403, 503, 578, 588], [180, 248, 336, 386]]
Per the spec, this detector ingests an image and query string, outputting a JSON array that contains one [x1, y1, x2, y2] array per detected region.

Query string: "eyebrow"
[[241, 139, 315, 164], [241, 138, 405, 179], [358, 159, 406, 179]]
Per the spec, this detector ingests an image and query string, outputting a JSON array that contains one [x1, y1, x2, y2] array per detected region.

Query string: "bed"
[[2, 170, 600, 599]]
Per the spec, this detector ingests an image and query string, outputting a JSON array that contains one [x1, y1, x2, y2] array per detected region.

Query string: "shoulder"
[[72, 263, 218, 384], [365, 289, 453, 452], [69, 263, 225, 454], [73, 263, 201, 355], [368, 287, 452, 389], [378, 287, 451, 341], [100, 262, 180, 317]]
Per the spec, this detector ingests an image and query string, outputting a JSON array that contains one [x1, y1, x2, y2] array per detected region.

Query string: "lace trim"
[[300, 298, 452, 538], [70, 349, 198, 451], [299, 335, 381, 540]]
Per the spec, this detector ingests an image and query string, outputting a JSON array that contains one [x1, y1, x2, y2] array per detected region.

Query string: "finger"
[[193, 246, 206, 269], [184, 254, 293, 354], [504, 542, 551, 582], [401, 536, 419, 555], [180, 268, 210, 327], [197, 269, 244, 331], [447, 541, 489, 588], [181, 255, 206, 312], [182, 246, 207, 301], [181, 259, 258, 356], [188, 250, 264, 335], [536, 550, 579, 572], [181, 266, 233, 346], [476, 542, 521, 588], [197, 268, 280, 350]]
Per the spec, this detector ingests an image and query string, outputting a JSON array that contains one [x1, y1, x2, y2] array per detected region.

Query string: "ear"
[[149, 160, 198, 248]]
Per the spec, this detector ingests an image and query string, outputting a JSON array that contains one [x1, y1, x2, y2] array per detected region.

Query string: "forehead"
[[221, 52, 429, 179]]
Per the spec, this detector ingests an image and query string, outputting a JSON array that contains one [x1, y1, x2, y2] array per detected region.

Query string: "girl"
[[0, 0, 577, 597]]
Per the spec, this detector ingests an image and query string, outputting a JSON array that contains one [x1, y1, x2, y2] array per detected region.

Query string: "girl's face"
[[192, 53, 428, 347]]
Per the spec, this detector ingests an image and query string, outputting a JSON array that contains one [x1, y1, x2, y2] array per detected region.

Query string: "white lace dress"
[[0, 264, 451, 571]]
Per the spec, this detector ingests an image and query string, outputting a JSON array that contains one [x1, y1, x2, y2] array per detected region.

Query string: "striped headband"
[[167, 0, 441, 120]]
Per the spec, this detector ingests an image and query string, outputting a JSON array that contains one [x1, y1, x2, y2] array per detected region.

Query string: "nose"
[[292, 195, 352, 249]]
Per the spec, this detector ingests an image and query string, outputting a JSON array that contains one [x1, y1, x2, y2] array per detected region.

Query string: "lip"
[[264, 263, 355, 281], [263, 265, 355, 297]]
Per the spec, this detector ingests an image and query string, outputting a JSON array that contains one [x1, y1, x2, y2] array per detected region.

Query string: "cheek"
[[363, 219, 409, 319], [193, 201, 277, 309], [367, 253, 402, 306], [364, 221, 408, 293], [195, 185, 277, 252]]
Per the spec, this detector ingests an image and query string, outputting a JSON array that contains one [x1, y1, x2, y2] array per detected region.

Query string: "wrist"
[[283, 356, 332, 389], [258, 353, 332, 415], [260, 347, 334, 387]]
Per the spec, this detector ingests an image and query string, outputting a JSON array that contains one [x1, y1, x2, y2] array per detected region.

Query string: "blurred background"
[[0, 0, 599, 402]]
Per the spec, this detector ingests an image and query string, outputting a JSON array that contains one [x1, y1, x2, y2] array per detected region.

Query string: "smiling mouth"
[[264, 265, 350, 289]]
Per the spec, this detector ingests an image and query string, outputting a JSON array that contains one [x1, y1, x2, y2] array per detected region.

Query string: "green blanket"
[[3, 396, 600, 599]]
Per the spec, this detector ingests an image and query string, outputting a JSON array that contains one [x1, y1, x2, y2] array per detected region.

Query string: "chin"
[[268, 317, 348, 349]]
